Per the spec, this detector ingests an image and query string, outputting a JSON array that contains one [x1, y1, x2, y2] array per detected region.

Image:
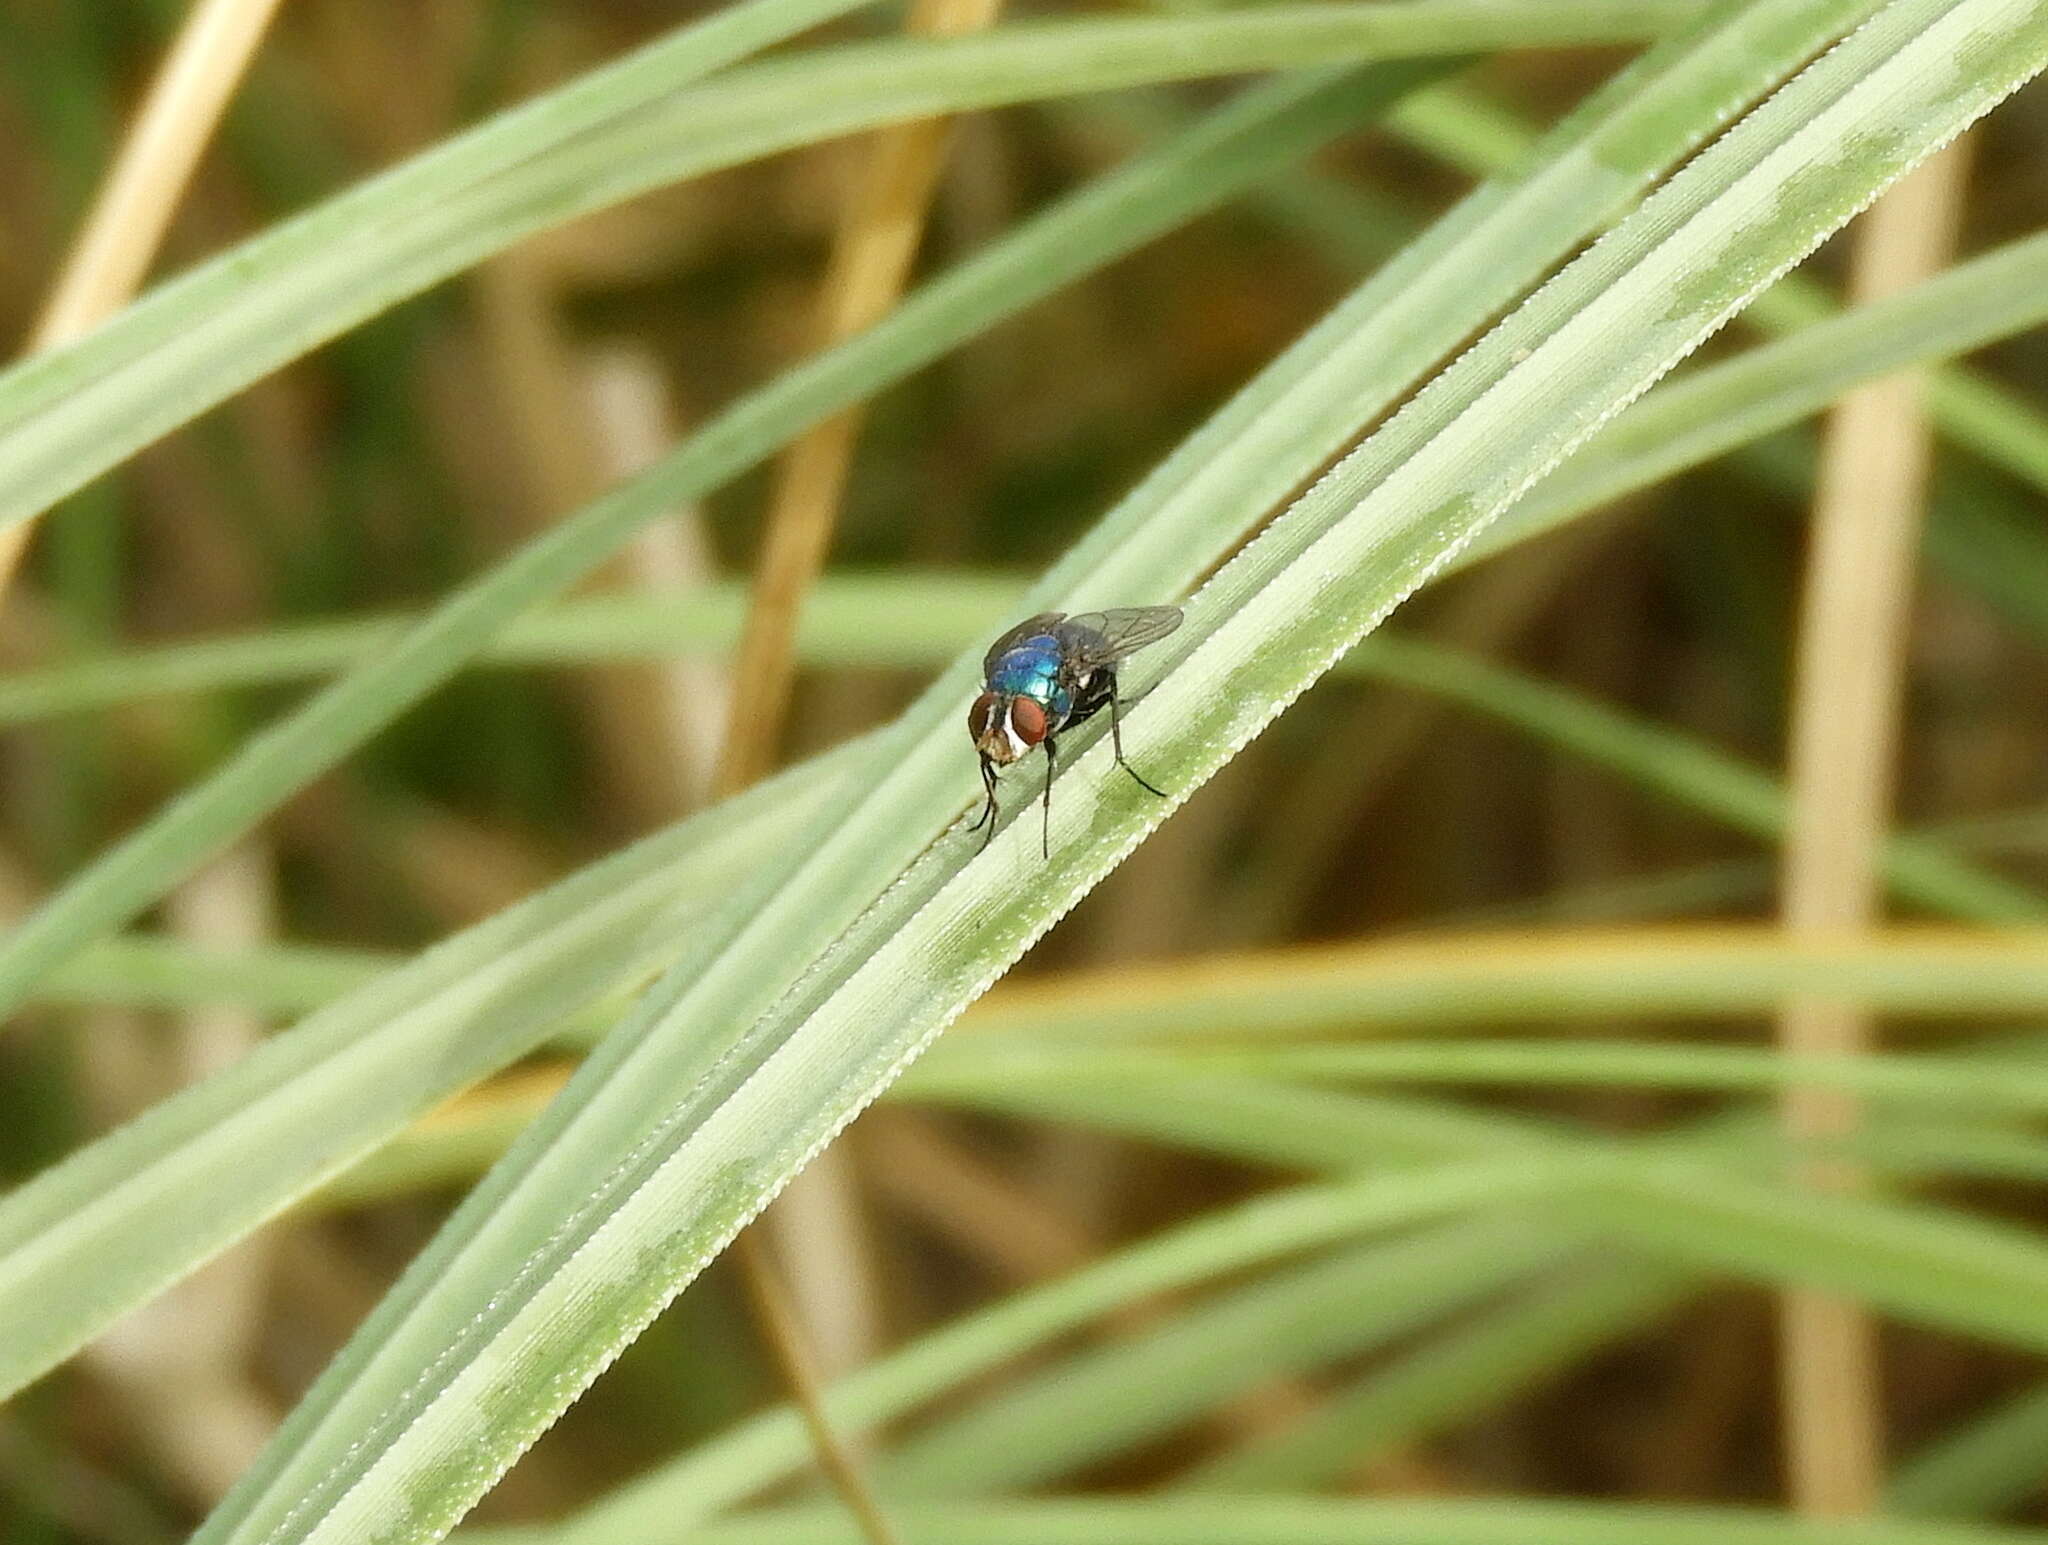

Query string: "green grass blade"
[[330, 1035, 1571, 1214], [1351, 635, 2046, 920], [0, 0, 881, 519], [1479, 228, 2048, 560], [879, 1216, 1563, 1494], [588, 1496, 2048, 1545], [515, 1160, 1584, 1543], [543, 1051, 2048, 1534], [0, 748, 849, 1401], [49, 889, 2048, 1031], [911, 1039, 2048, 1115], [918, 1078, 2048, 1499], [1855, 1121, 2048, 1187], [887, 1065, 2048, 1496], [0, 574, 1024, 727], [185, 5, 2048, 1542], [917, 1071, 1568, 1170], [1926, 475, 2048, 646], [0, 56, 1448, 1396], [1575, 1164, 2048, 1353], [1182, 1259, 1695, 1491], [39, 933, 395, 1015], [0, 58, 1443, 1020], [0, 0, 1695, 528], [0, 0, 1875, 1027], [1393, 77, 2048, 508], [951, 927, 2048, 1040], [1893, 1380, 2048, 1518], [1168, 1092, 2048, 1496]]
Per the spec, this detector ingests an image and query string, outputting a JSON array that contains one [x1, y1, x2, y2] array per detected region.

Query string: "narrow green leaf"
[[949, 927, 2048, 1041], [191, 5, 2048, 1543], [1389, 77, 2048, 508], [502, 1160, 1587, 1542], [557, 1495, 2048, 1545], [0, 574, 1022, 728], [0, 56, 1449, 1021], [1480, 229, 2048, 560], [41, 932, 395, 1015], [1855, 1121, 2048, 1187], [0, 0, 1696, 528], [879, 1216, 1564, 1495], [0, 59, 1439, 1395], [0, 0, 881, 519], [909, 1040, 2048, 1116], [1575, 1164, 2048, 1353], [1894, 1379, 2048, 1518], [536, 1055, 2048, 1533], [0, 748, 848, 1401], [1352, 635, 2046, 921], [58, 916, 2048, 1037], [1182, 1259, 1694, 1491]]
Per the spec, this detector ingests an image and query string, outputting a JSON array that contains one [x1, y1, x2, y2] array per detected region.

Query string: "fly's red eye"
[[1009, 697, 1048, 745], [968, 693, 997, 741]]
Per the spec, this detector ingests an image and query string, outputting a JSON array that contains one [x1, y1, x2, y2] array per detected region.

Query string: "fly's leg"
[[972, 756, 1000, 851], [1040, 737, 1057, 859], [1108, 673, 1168, 797]]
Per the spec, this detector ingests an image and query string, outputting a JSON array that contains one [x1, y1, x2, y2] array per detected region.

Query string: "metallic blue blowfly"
[[967, 606, 1184, 857]]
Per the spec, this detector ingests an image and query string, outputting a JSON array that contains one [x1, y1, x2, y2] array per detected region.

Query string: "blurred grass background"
[[1, 1, 2045, 1541]]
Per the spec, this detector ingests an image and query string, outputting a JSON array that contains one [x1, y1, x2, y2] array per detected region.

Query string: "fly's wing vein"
[[1056, 607, 1184, 671]]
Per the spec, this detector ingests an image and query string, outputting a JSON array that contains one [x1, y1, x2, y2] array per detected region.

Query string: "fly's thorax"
[[988, 638, 1053, 684]]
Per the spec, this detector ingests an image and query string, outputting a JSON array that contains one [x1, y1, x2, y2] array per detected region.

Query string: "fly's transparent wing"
[[1055, 606, 1184, 671], [982, 612, 1064, 678]]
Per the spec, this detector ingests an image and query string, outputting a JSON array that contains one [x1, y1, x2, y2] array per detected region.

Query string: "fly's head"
[[968, 691, 1049, 767]]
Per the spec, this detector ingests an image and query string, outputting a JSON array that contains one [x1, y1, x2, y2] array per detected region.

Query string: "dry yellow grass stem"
[[1, 0, 292, 599], [1775, 136, 1976, 1519]]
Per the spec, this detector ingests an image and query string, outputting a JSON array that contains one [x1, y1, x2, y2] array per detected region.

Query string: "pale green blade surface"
[[0, 0, 1853, 1415], [189, 5, 2048, 1543], [562, 1495, 2048, 1544], [0, 58, 1441, 1399], [0, 0, 1694, 527]]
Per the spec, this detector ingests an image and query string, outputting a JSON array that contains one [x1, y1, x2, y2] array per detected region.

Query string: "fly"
[[967, 606, 1184, 857]]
